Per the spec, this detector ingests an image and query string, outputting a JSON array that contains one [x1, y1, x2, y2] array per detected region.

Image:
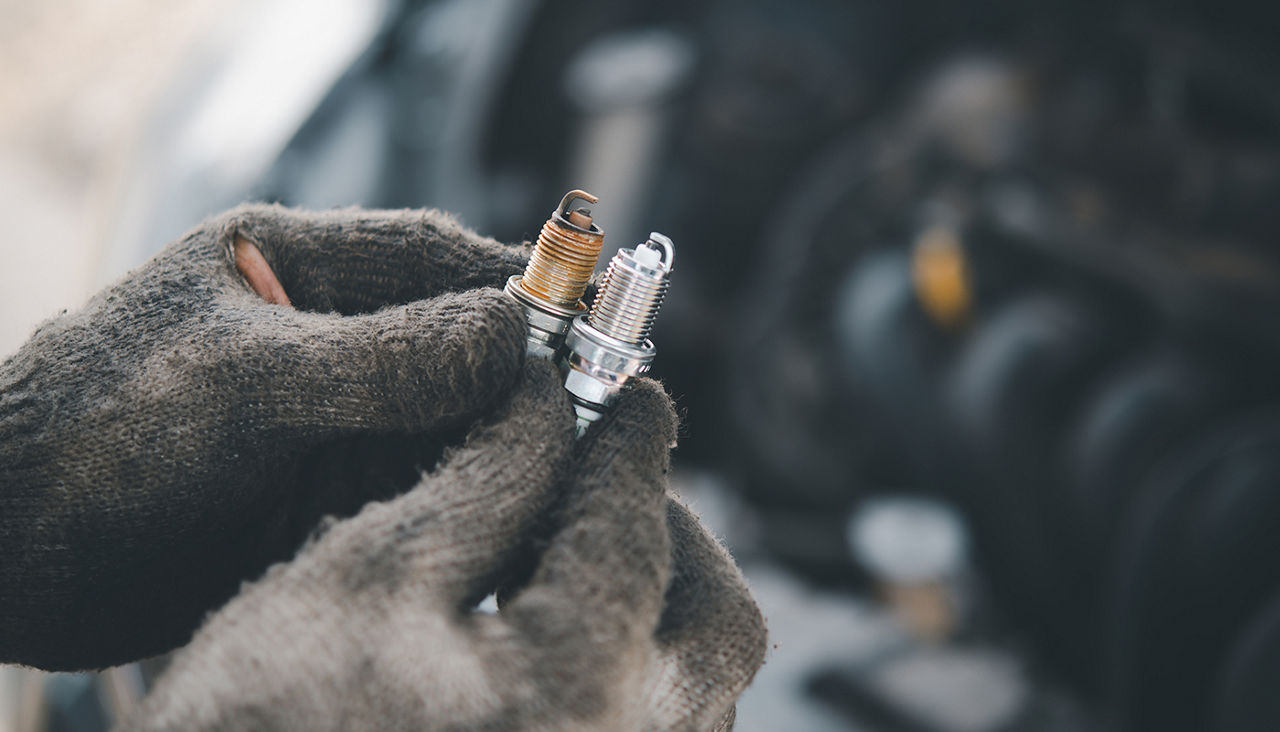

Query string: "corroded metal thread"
[[588, 238, 672, 346], [521, 209, 603, 308]]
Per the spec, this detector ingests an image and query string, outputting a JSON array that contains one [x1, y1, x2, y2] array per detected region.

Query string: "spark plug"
[[504, 190, 605, 359], [562, 233, 674, 435]]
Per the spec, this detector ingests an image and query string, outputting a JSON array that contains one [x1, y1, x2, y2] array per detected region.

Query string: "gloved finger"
[[499, 378, 678, 674], [298, 359, 575, 606], [646, 498, 768, 729], [220, 203, 529, 314], [219, 287, 527, 438], [714, 707, 738, 732]]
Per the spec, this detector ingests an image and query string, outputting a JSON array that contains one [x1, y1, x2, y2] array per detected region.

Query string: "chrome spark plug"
[[562, 233, 674, 435]]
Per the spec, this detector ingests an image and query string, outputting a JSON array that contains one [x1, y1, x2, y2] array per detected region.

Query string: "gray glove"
[[127, 361, 767, 731], [0, 204, 530, 670]]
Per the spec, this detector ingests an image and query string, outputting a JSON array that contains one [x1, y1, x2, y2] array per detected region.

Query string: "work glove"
[[126, 361, 767, 731], [0, 204, 530, 670]]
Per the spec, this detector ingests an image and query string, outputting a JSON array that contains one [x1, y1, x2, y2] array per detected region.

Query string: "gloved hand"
[[0, 204, 530, 670], [127, 362, 767, 731]]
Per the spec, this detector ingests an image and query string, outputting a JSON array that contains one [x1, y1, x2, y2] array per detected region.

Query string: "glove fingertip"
[[573, 377, 679, 479], [388, 288, 527, 429], [608, 377, 679, 446]]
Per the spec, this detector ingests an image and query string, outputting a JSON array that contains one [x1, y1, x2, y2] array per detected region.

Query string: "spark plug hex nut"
[[503, 275, 582, 360], [563, 325, 655, 425]]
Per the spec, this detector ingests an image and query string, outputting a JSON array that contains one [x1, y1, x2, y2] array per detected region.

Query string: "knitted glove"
[[127, 362, 767, 731], [0, 204, 530, 671]]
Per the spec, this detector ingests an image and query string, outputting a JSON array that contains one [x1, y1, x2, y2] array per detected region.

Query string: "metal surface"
[[504, 189, 605, 358], [562, 233, 673, 434], [520, 189, 605, 307], [503, 275, 579, 360]]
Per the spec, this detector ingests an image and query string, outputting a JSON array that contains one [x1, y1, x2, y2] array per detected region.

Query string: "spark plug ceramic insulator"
[[504, 190, 605, 359], [562, 233, 674, 435]]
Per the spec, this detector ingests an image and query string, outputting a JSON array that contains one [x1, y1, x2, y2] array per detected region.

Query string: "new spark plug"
[[562, 233, 674, 435]]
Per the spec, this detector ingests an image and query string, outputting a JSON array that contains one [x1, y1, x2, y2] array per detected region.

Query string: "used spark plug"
[[562, 233, 674, 435], [504, 190, 605, 359]]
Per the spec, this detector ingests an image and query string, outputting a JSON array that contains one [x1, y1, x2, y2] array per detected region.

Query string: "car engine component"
[[563, 233, 674, 434], [503, 189, 605, 358]]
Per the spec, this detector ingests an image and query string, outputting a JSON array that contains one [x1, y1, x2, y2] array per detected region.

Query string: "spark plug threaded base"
[[588, 239, 671, 344], [563, 233, 675, 435], [521, 209, 603, 308], [504, 190, 605, 359]]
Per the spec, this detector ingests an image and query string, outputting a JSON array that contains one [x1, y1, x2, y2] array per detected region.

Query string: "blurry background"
[[5, 0, 1280, 730]]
